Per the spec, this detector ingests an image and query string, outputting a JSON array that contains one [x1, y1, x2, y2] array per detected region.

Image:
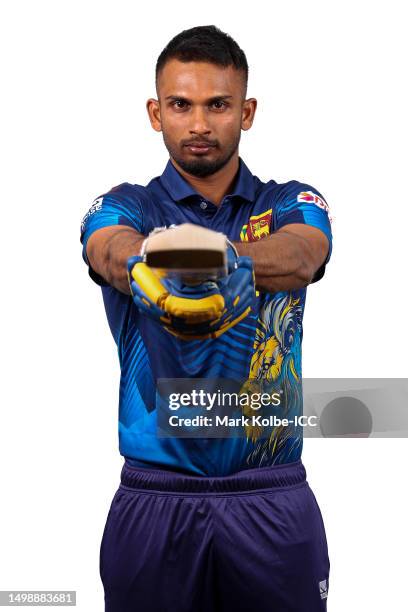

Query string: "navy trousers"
[[100, 460, 330, 611]]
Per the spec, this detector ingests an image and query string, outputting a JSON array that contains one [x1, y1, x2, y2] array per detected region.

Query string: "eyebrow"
[[164, 95, 234, 103]]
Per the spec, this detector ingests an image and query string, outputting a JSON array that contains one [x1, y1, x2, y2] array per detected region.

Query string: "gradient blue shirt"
[[80, 157, 332, 475]]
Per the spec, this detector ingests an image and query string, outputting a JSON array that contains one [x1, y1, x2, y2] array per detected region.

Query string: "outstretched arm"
[[233, 224, 330, 293], [86, 225, 145, 294]]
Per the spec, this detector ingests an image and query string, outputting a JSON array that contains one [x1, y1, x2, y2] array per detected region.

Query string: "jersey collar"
[[159, 156, 256, 204]]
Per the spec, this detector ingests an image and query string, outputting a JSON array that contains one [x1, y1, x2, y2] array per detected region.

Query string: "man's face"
[[147, 59, 255, 178]]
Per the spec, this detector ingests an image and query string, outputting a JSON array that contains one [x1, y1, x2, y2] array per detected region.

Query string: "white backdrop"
[[1, 1, 407, 610]]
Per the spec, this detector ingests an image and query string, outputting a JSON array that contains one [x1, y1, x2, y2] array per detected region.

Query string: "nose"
[[189, 105, 211, 136]]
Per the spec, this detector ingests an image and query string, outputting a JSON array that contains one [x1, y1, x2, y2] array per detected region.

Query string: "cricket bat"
[[143, 223, 229, 283]]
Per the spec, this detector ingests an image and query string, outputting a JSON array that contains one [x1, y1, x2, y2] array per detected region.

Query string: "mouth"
[[184, 142, 216, 155]]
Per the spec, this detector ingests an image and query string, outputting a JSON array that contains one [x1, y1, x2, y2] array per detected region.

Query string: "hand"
[[127, 247, 255, 341]]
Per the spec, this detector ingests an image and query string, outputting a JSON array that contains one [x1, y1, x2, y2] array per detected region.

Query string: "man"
[[80, 25, 332, 612]]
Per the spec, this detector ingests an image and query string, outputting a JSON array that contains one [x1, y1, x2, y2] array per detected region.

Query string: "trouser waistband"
[[120, 460, 306, 494]]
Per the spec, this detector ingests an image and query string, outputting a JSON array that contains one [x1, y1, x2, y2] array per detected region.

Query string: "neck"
[[170, 154, 240, 206]]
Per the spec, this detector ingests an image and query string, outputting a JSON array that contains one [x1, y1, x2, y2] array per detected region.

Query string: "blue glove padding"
[[127, 252, 255, 340]]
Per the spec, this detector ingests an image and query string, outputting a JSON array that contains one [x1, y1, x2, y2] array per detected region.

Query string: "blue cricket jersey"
[[80, 157, 332, 476]]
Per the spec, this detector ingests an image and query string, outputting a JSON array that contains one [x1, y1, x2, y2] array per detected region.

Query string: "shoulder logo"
[[240, 208, 272, 242], [297, 191, 329, 212], [297, 191, 332, 224], [80, 197, 103, 232]]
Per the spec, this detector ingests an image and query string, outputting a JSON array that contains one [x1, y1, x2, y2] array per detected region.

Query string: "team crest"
[[240, 208, 272, 242]]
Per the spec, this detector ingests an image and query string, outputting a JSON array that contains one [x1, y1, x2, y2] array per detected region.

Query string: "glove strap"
[[226, 237, 239, 258]]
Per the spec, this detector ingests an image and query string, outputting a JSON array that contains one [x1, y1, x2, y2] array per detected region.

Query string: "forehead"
[[157, 59, 244, 99]]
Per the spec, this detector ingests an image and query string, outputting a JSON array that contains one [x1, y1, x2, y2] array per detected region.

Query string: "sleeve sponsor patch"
[[297, 191, 332, 223], [80, 197, 103, 232]]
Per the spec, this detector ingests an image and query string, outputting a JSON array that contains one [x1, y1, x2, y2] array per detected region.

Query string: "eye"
[[171, 100, 189, 110], [211, 100, 228, 110]]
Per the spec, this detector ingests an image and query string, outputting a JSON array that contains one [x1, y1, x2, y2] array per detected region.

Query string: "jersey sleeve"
[[274, 181, 333, 283], [80, 184, 144, 286]]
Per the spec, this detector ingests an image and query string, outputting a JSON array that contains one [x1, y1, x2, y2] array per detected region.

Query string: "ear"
[[146, 98, 162, 132], [241, 98, 257, 131]]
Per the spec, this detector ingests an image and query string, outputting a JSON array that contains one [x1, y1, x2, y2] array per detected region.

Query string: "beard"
[[162, 131, 241, 178]]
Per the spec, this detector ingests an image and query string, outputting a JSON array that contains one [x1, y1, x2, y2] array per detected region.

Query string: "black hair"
[[155, 25, 248, 95]]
